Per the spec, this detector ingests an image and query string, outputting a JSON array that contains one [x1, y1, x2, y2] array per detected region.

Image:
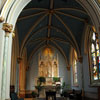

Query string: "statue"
[[39, 62, 44, 77], [52, 61, 58, 77]]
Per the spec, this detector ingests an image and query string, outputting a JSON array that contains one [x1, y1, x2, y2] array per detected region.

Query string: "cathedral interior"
[[0, 0, 100, 100]]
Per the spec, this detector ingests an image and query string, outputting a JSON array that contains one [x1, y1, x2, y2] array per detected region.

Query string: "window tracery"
[[72, 49, 78, 86], [89, 30, 100, 84]]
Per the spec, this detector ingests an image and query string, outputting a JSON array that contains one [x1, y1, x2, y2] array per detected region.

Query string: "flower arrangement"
[[35, 77, 46, 97], [53, 77, 60, 82]]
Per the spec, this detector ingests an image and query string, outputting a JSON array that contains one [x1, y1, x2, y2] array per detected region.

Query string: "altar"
[[35, 47, 62, 97], [35, 77, 62, 98], [39, 86, 58, 98], [38, 86, 62, 98]]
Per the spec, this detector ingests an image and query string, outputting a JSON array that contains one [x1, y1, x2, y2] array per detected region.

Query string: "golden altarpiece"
[[38, 47, 59, 78]]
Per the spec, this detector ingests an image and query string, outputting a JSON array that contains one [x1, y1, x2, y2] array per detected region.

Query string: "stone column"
[[67, 66, 71, 88], [1, 23, 13, 100], [15, 62, 19, 93], [0, 17, 5, 99], [17, 57, 22, 97], [10, 34, 16, 93], [78, 56, 84, 97], [17, 57, 26, 98], [5, 32, 13, 99]]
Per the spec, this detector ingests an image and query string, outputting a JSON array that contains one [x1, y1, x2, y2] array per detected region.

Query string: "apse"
[[26, 46, 70, 90]]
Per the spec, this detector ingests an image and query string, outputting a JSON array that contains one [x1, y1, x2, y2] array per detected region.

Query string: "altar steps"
[[24, 97, 66, 100]]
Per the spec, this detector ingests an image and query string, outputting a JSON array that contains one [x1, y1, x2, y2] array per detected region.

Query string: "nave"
[[0, 0, 100, 100]]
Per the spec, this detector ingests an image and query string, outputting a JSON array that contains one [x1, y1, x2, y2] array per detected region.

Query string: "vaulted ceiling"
[[16, 0, 91, 65]]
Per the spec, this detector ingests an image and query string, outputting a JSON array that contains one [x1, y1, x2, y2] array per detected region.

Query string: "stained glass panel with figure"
[[90, 31, 100, 82]]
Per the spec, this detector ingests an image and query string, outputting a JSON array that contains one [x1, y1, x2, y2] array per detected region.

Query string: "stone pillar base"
[[5, 98, 11, 100], [19, 90, 25, 98], [0, 98, 11, 100], [19, 94, 25, 98]]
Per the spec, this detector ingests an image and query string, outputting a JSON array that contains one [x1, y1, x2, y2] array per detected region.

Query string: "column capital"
[[2, 23, 13, 33], [92, 26, 96, 33], [12, 31, 15, 38], [0, 16, 5, 23], [26, 66, 29, 71], [78, 56, 83, 63], [67, 66, 70, 71], [17, 57, 22, 64]]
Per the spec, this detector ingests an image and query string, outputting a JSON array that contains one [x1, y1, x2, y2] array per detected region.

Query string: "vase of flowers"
[[35, 77, 46, 97]]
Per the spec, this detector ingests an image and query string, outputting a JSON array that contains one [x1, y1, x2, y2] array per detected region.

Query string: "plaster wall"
[[82, 25, 98, 99], [70, 52, 98, 99], [83, 54, 98, 99], [70, 25, 98, 99], [71, 62, 82, 90]]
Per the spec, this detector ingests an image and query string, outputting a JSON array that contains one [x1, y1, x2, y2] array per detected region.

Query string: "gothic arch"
[[1, 0, 99, 30], [27, 44, 69, 70], [0, 0, 99, 69], [1, 0, 100, 59], [0, 0, 100, 99]]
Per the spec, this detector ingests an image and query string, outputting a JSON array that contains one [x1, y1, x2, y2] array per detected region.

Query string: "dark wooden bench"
[[69, 89, 82, 100]]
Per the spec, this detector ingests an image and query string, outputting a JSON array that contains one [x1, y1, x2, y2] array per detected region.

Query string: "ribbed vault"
[[16, 0, 91, 66]]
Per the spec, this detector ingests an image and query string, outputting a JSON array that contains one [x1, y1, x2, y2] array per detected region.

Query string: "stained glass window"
[[72, 50, 78, 86], [90, 31, 100, 83]]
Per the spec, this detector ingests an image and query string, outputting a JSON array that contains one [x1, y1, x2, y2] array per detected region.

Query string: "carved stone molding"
[[17, 57, 22, 64], [2, 23, 13, 33], [12, 31, 15, 38], [78, 56, 83, 63], [5, 31, 15, 37], [0, 16, 4, 23], [5, 32, 10, 37], [19, 89, 25, 98], [92, 26, 96, 32]]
